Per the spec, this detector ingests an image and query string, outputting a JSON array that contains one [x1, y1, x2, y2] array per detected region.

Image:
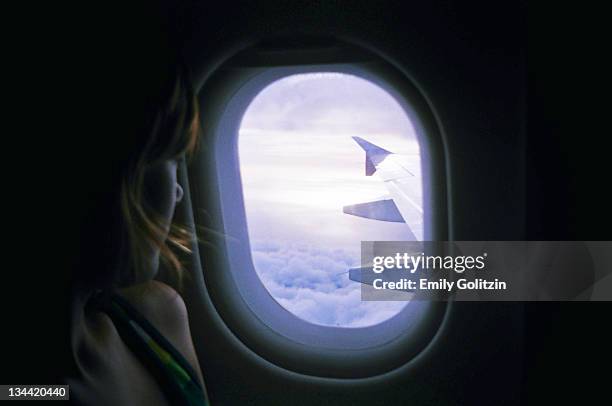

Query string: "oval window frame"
[[190, 43, 450, 378]]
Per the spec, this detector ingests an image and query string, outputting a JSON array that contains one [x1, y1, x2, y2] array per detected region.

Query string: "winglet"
[[352, 136, 392, 156], [352, 136, 393, 176]]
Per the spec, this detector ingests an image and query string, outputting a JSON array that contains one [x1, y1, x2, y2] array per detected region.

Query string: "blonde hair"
[[118, 69, 200, 285]]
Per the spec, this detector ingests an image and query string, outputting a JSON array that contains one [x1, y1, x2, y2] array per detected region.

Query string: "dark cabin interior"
[[4, 1, 611, 405]]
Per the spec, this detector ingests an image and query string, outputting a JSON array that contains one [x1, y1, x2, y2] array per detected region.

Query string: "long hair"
[[117, 66, 200, 286]]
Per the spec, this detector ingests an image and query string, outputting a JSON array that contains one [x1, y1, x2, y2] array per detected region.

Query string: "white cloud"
[[252, 240, 407, 327], [240, 73, 417, 137]]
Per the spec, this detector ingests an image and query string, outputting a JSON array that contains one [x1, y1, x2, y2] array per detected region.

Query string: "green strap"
[[101, 293, 209, 406]]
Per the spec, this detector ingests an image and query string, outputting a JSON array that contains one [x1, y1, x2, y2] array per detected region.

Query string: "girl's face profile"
[[141, 158, 184, 276], [144, 159, 183, 229]]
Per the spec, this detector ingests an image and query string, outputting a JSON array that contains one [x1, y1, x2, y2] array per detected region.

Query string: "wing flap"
[[343, 199, 405, 223], [348, 266, 416, 292]]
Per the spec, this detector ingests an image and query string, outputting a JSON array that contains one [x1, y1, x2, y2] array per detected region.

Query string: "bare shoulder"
[[118, 280, 205, 386], [118, 280, 188, 334], [120, 280, 185, 310]]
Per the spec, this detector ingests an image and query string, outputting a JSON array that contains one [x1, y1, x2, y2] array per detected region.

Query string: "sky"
[[238, 73, 423, 327]]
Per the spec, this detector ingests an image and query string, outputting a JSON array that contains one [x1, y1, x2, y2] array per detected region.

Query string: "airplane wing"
[[343, 136, 423, 240]]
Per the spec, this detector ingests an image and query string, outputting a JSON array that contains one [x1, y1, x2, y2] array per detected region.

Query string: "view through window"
[[239, 73, 423, 327]]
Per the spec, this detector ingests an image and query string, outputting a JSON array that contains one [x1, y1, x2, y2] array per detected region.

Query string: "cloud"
[[240, 73, 417, 137], [252, 239, 407, 327]]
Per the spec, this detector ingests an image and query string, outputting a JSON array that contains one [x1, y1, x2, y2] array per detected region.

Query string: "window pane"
[[239, 73, 423, 327]]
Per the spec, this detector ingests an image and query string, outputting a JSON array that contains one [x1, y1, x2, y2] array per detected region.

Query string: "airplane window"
[[238, 73, 423, 328]]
